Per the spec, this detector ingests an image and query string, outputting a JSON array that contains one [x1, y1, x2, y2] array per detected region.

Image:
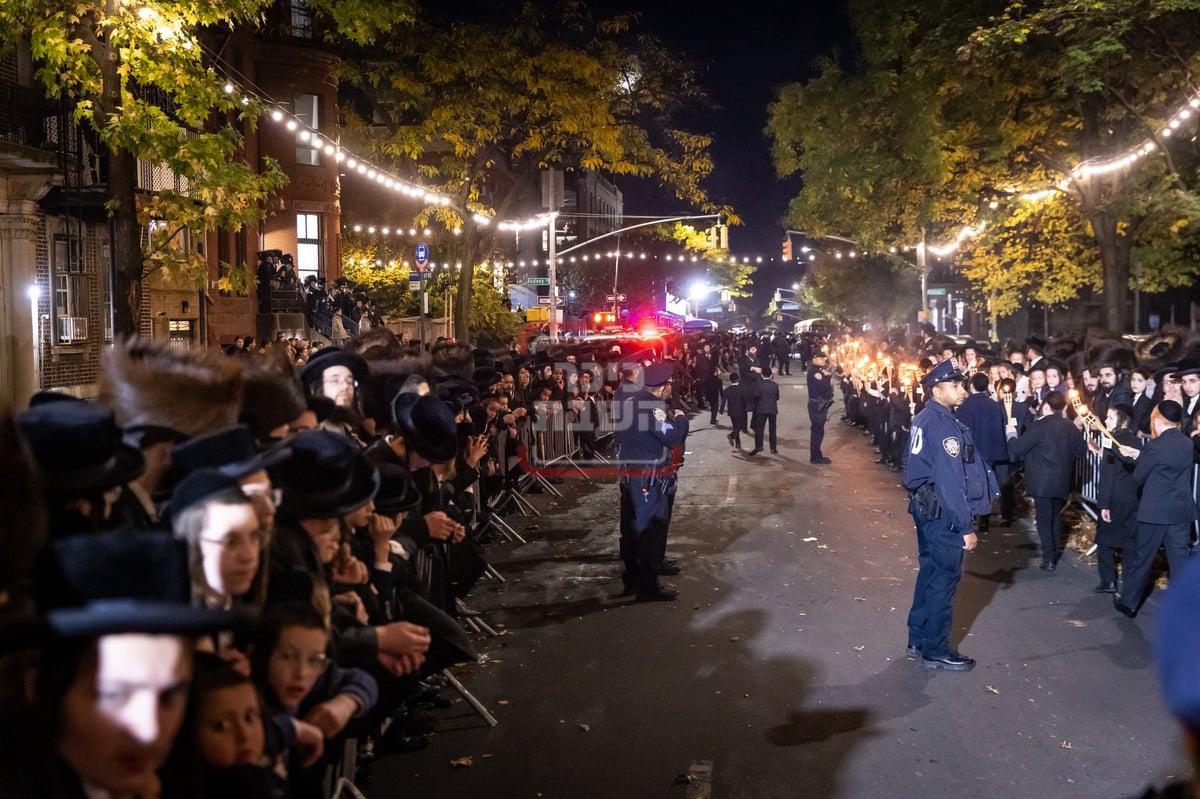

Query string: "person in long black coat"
[[750, 367, 781, 455], [1006, 391, 1087, 569], [1114, 400, 1199, 617], [724, 372, 749, 449], [956, 373, 1009, 531], [1092, 403, 1142, 593]]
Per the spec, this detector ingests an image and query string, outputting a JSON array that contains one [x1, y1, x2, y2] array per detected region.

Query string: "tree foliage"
[[801, 253, 922, 330], [338, 1, 732, 341], [768, 0, 1200, 332]]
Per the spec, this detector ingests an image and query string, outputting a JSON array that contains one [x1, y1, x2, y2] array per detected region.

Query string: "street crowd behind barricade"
[[826, 321, 1200, 631], [0, 319, 785, 798]]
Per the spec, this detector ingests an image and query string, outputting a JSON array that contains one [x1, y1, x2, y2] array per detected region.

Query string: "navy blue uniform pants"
[[619, 479, 671, 592], [907, 513, 965, 658], [808, 401, 828, 461]]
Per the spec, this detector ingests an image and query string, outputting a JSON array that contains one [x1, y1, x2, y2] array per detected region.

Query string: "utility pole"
[[611, 234, 621, 319], [547, 208, 558, 343], [918, 228, 929, 324]]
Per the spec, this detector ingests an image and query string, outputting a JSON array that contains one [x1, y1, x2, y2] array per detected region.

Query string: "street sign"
[[409, 271, 423, 291], [605, 293, 628, 302], [536, 297, 564, 306], [414, 243, 429, 267], [926, 287, 947, 296], [526, 277, 550, 286]]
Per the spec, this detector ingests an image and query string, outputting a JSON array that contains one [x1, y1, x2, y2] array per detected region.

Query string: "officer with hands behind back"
[[903, 359, 999, 671], [615, 362, 689, 601]]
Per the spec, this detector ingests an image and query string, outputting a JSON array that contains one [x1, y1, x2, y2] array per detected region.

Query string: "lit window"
[[296, 213, 322, 281], [294, 93, 320, 166]]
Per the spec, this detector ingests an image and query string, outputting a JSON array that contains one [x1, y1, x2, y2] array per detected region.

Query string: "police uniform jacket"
[[1134, 427, 1200, 525], [1006, 414, 1086, 500], [614, 385, 689, 474], [807, 364, 833, 401], [904, 399, 998, 534]]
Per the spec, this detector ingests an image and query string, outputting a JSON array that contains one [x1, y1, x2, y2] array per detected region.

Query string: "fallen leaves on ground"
[[579, 723, 591, 732], [854, 645, 865, 651], [985, 685, 1000, 695], [1060, 741, 1072, 750], [450, 757, 473, 768]]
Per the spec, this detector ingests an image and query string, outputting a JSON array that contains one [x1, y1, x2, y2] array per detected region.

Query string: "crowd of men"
[[0, 323, 720, 799], [4, 314, 1200, 798]]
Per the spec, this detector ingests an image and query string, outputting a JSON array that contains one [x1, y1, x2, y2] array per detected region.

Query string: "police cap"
[[643, 362, 675, 387], [920, 359, 966, 390]]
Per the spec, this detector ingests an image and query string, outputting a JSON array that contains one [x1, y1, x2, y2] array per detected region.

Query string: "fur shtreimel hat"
[[430, 341, 474, 380], [240, 349, 307, 439], [100, 337, 243, 442]]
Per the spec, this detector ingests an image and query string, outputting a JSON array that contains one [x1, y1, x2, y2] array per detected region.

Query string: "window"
[[51, 233, 89, 345], [289, 0, 314, 40], [296, 213, 322, 282], [294, 93, 320, 166]]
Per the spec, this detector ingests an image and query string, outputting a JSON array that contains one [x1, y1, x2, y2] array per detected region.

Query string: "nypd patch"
[[653, 408, 667, 423], [942, 437, 961, 457]]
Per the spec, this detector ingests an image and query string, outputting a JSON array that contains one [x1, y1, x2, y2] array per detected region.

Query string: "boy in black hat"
[[0, 531, 234, 798]]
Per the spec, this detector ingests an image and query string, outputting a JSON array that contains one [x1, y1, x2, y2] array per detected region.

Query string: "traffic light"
[[782, 237, 793, 261]]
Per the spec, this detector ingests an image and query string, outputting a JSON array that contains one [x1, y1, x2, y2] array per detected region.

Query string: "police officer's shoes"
[[810, 457, 831, 465], [905, 645, 921, 659], [1094, 582, 1117, 593], [921, 652, 975, 671]]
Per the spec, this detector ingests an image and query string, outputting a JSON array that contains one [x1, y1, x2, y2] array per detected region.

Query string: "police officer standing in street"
[[615, 362, 689, 601], [904, 359, 999, 671], [807, 350, 834, 464]]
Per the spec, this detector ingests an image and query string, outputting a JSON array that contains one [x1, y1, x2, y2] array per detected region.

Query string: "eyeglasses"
[[200, 530, 267, 551], [272, 650, 328, 672], [323, 376, 358, 388]]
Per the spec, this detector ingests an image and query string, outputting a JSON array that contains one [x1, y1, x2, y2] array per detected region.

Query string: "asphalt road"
[[366, 369, 1189, 799]]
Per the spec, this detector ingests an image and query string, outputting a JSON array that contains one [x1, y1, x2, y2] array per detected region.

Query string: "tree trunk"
[[1091, 211, 1129, 333], [109, 147, 142, 337]]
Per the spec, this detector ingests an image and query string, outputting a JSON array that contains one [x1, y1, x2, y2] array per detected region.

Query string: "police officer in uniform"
[[615, 362, 689, 601], [807, 351, 834, 464], [904, 359, 999, 671]]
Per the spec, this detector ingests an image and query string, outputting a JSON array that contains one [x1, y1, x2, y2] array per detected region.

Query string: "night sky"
[[608, 1, 854, 260]]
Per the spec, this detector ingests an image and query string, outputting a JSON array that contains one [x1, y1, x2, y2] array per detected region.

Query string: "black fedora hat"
[[373, 462, 423, 517], [271, 430, 380, 518], [17, 401, 146, 498], [300, 347, 370, 388], [392, 393, 458, 463], [471, 366, 503, 391], [165, 468, 247, 522], [33, 529, 235, 638], [171, 424, 292, 482], [435, 378, 481, 412]]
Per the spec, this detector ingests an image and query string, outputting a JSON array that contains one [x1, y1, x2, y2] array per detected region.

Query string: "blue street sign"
[[415, 243, 429, 267]]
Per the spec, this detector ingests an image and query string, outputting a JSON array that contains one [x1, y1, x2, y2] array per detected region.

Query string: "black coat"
[[1007, 414, 1086, 499], [1135, 428, 1200, 524], [725, 382, 748, 419], [755, 379, 781, 415], [1096, 430, 1140, 547]]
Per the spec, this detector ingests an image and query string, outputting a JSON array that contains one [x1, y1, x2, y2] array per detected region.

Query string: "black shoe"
[[810, 457, 832, 464], [770, 450, 779, 455], [656, 563, 682, 576], [921, 652, 975, 671], [635, 586, 678, 602], [748, 449, 762, 455], [1113, 596, 1138, 618], [727, 433, 736, 447], [1038, 561, 1056, 572], [1094, 582, 1117, 594], [905, 645, 921, 659]]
